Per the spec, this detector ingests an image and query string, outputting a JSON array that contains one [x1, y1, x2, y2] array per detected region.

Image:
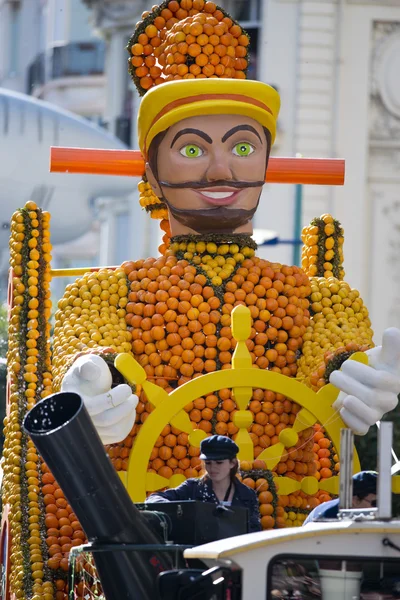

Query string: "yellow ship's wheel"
[[115, 305, 365, 503]]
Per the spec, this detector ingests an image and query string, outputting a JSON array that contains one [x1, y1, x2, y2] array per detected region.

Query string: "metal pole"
[[339, 429, 354, 510], [377, 422, 393, 520], [376, 421, 400, 474], [293, 184, 303, 266]]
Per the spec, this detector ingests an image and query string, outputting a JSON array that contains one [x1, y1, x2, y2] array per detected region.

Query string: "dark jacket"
[[147, 477, 262, 533]]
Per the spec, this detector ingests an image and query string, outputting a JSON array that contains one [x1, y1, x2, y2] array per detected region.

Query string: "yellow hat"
[[138, 78, 280, 158]]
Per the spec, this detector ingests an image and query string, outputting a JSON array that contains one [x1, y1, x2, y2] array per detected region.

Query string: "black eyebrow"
[[221, 124, 263, 144], [170, 128, 213, 148]]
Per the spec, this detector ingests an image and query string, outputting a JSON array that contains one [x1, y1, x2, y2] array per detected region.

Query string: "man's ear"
[[145, 162, 163, 199]]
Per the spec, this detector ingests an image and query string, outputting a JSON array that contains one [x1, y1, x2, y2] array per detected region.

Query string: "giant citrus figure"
[[3, 1, 400, 599]]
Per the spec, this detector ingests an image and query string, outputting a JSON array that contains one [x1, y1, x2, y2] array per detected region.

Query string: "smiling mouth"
[[202, 191, 234, 199], [197, 187, 239, 205]]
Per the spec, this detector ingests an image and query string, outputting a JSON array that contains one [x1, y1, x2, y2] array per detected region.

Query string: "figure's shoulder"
[[57, 266, 129, 309], [121, 255, 180, 284]]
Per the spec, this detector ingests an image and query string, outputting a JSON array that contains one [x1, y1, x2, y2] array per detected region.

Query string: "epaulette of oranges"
[[128, 0, 250, 95], [301, 214, 345, 281]]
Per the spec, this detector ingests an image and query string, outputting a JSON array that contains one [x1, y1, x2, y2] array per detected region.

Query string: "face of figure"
[[353, 493, 377, 509], [204, 459, 236, 483], [145, 114, 270, 236]]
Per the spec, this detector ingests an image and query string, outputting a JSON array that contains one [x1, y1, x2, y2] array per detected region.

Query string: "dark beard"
[[164, 201, 260, 234]]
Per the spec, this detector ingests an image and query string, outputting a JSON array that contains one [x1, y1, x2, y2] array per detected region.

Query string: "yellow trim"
[[185, 523, 400, 559], [392, 476, 400, 493], [51, 267, 118, 277]]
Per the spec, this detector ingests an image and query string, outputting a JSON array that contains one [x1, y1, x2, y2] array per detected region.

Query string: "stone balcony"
[[27, 41, 106, 118]]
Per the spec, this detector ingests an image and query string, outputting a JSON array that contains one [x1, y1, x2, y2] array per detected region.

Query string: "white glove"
[[330, 328, 400, 435], [61, 354, 139, 445]]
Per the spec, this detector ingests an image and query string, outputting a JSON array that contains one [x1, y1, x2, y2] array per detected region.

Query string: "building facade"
[[0, 0, 106, 119], [259, 0, 400, 341]]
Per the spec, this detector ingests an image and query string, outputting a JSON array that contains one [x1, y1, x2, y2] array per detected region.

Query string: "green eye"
[[233, 142, 254, 157], [180, 144, 203, 158]]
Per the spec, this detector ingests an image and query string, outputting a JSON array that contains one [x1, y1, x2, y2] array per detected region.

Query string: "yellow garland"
[[3, 200, 54, 600], [168, 239, 255, 286], [301, 214, 345, 280], [138, 178, 160, 208], [138, 177, 169, 220], [151, 207, 169, 220]]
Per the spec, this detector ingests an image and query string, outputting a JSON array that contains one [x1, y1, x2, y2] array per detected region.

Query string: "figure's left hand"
[[330, 328, 400, 435]]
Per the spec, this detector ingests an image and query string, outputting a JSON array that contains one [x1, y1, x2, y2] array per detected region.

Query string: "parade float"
[[2, 1, 400, 599]]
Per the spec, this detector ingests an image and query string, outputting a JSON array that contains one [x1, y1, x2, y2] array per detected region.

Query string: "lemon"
[[206, 242, 217, 254]]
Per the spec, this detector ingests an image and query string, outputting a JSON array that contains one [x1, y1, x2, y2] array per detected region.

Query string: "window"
[[267, 555, 400, 599], [223, 0, 261, 23]]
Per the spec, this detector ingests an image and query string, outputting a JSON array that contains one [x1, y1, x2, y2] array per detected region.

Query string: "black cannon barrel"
[[23, 391, 173, 600]]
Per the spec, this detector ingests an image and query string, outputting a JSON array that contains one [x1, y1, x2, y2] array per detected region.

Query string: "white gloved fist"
[[330, 328, 400, 435], [61, 354, 138, 445]]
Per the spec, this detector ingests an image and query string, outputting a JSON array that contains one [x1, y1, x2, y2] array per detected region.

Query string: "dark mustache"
[[158, 179, 265, 189]]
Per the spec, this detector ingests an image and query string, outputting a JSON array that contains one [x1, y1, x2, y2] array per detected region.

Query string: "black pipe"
[[23, 392, 173, 600]]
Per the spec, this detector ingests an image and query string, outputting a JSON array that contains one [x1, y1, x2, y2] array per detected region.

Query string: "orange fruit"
[[188, 43, 202, 57], [154, 16, 166, 29], [253, 459, 267, 471], [320, 467, 333, 479], [255, 478, 269, 492], [131, 56, 144, 68], [197, 33, 209, 46], [204, 2, 217, 13], [131, 43, 144, 56], [190, 22, 203, 36], [261, 515, 275, 529], [242, 478, 255, 489], [168, 1, 180, 12], [145, 24, 158, 38], [259, 503, 274, 516], [215, 422, 228, 435], [318, 437, 331, 449], [202, 63, 215, 76], [259, 491, 273, 504], [140, 76, 153, 90], [136, 65, 149, 78]]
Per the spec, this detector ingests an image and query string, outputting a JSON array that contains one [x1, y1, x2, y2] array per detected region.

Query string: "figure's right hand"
[[61, 354, 138, 445]]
